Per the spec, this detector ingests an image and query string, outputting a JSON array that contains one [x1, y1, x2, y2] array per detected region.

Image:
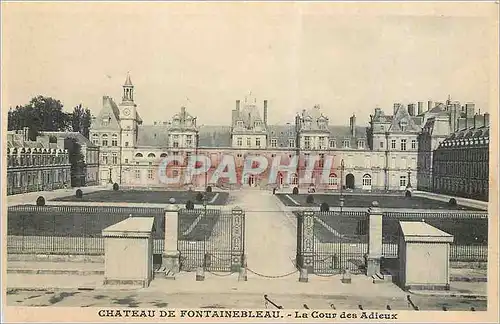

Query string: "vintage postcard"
[[1, 1, 498, 323]]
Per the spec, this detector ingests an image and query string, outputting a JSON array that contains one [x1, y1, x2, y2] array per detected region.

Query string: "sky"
[[2, 2, 497, 127]]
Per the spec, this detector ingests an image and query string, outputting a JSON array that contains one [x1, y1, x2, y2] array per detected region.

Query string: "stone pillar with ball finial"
[[366, 201, 383, 276], [163, 198, 180, 276]]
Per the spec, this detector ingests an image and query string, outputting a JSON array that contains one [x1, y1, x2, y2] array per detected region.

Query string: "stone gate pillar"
[[163, 199, 180, 275], [230, 207, 245, 272], [366, 201, 382, 276], [297, 210, 314, 273]]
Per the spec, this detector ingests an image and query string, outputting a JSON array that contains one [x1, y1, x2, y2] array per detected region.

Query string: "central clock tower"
[[119, 73, 139, 148]]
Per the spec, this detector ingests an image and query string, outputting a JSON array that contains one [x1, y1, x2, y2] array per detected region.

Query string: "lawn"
[[299, 211, 488, 245], [278, 193, 481, 210], [7, 206, 222, 242], [53, 190, 229, 205]]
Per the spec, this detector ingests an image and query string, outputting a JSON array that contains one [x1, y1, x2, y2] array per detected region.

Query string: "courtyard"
[[53, 189, 229, 206], [276, 193, 482, 210]]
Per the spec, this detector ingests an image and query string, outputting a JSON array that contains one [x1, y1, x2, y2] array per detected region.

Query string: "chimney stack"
[[236, 100, 240, 112], [393, 103, 400, 115], [349, 114, 356, 137], [407, 104, 415, 116], [427, 100, 433, 111], [417, 102, 424, 115], [23, 126, 29, 141], [484, 113, 490, 126], [465, 103, 475, 118], [263, 100, 268, 126]]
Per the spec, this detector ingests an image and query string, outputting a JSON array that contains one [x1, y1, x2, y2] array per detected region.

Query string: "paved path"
[[231, 190, 297, 277]]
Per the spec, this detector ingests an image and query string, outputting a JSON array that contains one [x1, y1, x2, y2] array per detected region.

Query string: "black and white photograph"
[[1, 2, 498, 322]]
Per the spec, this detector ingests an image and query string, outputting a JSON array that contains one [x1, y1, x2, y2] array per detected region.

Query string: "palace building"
[[432, 114, 490, 201], [90, 74, 485, 193], [6, 128, 71, 195]]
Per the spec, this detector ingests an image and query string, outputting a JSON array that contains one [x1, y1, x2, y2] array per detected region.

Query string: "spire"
[[122, 72, 134, 102], [124, 72, 133, 87]]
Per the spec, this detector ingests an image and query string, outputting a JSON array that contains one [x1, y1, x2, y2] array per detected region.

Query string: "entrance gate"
[[296, 210, 368, 274], [178, 207, 245, 272]]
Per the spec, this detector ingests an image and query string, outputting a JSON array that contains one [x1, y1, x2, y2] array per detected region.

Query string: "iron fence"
[[7, 205, 165, 255]]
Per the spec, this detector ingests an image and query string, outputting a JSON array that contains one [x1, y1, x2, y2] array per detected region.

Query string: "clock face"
[[123, 108, 130, 116]]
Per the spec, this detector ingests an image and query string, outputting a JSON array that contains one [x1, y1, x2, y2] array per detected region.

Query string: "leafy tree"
[[8, 96, 71, 139], [71, 104, 92, 139]]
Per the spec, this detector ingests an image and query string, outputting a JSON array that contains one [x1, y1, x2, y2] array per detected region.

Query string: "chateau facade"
[[90, 75, 483, 192], [6, 128, 71, 195]]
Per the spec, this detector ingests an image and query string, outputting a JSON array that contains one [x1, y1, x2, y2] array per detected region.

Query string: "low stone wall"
[[7, 253, 104, 263]]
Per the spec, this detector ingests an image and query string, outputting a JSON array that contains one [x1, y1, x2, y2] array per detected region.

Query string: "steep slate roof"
[[136, 125, 170, 147], [198, 125, 232, 148], [267, 124, 296, 148], [91, 96, 121, 130], [41, 131, 97, 148], [387, 105, 421, 133]]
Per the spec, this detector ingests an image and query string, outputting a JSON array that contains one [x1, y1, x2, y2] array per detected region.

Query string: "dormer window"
[[342, 140, 350, 148], [357, 140, 365, 149], [400, 119, 408, 131], [236, 121, 244, 128], [329, 139, 336, 148], [254, 121, 261, 128]]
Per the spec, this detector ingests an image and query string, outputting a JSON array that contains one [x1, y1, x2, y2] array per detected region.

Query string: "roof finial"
[[124, 72, 133, 86]]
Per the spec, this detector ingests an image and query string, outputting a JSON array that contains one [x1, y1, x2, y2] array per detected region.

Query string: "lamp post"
[[406, 167, 412, 190], [340, 159, 345, 215]]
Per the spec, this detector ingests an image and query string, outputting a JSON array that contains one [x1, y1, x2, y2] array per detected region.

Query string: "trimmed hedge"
[[113, 183, 119, 191], [76, 189, 83, 198], [306, 194, 314, 204]]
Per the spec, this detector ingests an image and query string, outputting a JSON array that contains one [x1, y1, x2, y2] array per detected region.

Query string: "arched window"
[[362, 174, 372, 188], [111, 134, 118, 146], [160, 153, 168, 158], [147, 153, 156, 158], [135, 153, 143, 158], [92, 133, 99, 145], [328, 173, 338, 186], [102, 134, 108, 146], [290, 173, 298, 185]]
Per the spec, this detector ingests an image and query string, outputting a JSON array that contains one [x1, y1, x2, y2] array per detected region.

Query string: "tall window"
[[358, 140, 365, 149], [319, 137, 325, 149], [237, 137, 242, 146], [92, 134, 99, 145], [186, 135, 193, 147], [102, 134, 108, 147], [328, 174, 338, 186], [391, 139, 396, 149], [147, 169, 153, 179], [135, 169, 140, 179], [380, 141, 384, 149], [173, 135, 179, 148], [329, 140, 336, 148], [271, 139, 277, 147], [362, 174, 372, 187], [246, 138, 251, 146], [411, 139, 417, 149], [401, 139, 407, 151], [304, 136, 311, 149], [342, 140, 350, 148], [289, 139, 295, 148], [112, 153, 118, 164], [399, 175, 407, 187], [291, 173, 298, 185], [102, 153, 108, 164], [172, 151, 179, 166], [256, 138, 261, 147], [112, 134, 118, 146]]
